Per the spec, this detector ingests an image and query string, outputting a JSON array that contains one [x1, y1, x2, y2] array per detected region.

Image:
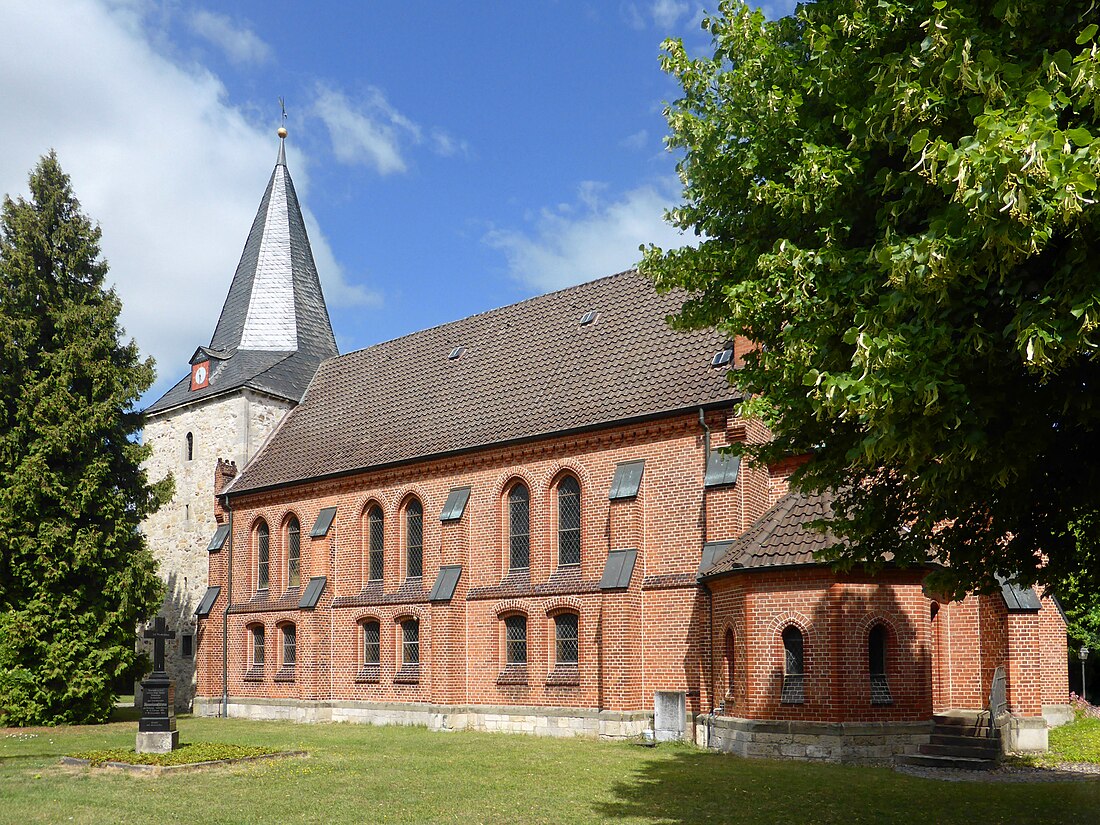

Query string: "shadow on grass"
[[592, 746, 1100, 825]]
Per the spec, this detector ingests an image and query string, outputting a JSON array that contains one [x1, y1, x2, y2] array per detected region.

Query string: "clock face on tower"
[[191, 360, 210, 391]]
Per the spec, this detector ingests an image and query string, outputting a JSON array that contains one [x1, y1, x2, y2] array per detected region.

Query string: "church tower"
[[141, 130, 338, 709]]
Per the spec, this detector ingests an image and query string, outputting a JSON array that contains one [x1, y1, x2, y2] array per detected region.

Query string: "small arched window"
[[255, 521, 270, 591], [401, 618, 420, 667], [508, 484, 530, 571], [724, 628, 736, 698], [286, 517, 301, 589], [780, 625, 804, 704], [367, 506, 384, 581], [557, 476, 581, 567], [505, 615, 527, 666], [281, 623, 296, 668], [405, 500, 423, 579], [869, 623, 892, 705], [362, 620, 381, 667], [249, 624, 265, 669], [554, 613, 579, 665], [185, 432, 194, 462]]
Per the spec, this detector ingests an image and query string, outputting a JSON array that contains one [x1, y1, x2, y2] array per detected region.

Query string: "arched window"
[[554, 613, 579, 665], [249, 625, 265, 669], [508, 484, 530, 571], [367, 506, 384, 581], [286, 516, 301, 589], [724, 628, 735, 697], [557, 476, 581, 567], [362, 620, 381, 667], [185, 432, 194, 461], [255, 521, 270, 591], [505, 615, 527, 666], [405, 500, 423, 579], [401, 618, 420, 667], [869, 623, 892, 705], [781, 625, 804, 704], [281, 623, 296, 668]]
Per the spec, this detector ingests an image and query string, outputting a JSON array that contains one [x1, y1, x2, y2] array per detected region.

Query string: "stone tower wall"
[[140, 389, 294, 709]]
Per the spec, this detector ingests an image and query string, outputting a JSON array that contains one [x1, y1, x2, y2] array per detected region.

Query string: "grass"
[[0, 713, 1098, 825], [70, 742, 281, 767], [1012, 715, 1100, 768]]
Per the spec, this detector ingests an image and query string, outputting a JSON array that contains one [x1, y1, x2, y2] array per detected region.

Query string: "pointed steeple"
[[208, 130, 338, 360], [145, 129, 339, 416]]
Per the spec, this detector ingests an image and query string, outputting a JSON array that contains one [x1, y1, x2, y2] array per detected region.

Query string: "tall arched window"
[[286, 516, 301, 589], [557, 476, 581, 567], [249, 624, 265, 669], [724, 628, 735, 698], [869, 623, 892, 705], [405, 500, 423, 579], [185, 431, 194, 462], [781, 625, 804, 704], [367, 506, 384, 581], [255, 521, 270, 591], [508, 484, 530, 571]]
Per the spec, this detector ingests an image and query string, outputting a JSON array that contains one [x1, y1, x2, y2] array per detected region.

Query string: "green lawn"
[[1, 715, 1098, 825]]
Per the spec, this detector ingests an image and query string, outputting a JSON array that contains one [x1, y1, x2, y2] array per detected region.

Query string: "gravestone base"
[[136, 729, 179, 754]]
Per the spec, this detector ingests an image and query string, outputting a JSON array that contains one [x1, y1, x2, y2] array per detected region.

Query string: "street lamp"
[[1082, 646, 1090, 702]]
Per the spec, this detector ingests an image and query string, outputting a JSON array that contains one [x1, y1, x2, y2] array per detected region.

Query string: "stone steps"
[[899, 712, 1001, 770]]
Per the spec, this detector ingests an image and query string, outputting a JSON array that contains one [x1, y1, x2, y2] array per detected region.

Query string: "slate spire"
[[208, 131, 338, 359]]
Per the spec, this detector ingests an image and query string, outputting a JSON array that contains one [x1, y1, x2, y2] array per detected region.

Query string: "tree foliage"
[[0, 152, 169, 725], [643, 0, 1100, 596]]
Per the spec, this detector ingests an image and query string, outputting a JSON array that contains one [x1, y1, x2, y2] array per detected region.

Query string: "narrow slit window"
[[869, 623, 892, 705], [781, 626, 804, 704], [362, 620, 380, 666], [724, 628, 735, 696], [256, 521, 270, 591], [282, 624, 296, 667], [250, 625, 265, 668], [185, 432, 194, 461]]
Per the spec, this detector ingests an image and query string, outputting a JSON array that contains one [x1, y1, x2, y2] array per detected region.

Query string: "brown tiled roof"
[[701, 491, 837, 577], [227, 270, 739, 494]]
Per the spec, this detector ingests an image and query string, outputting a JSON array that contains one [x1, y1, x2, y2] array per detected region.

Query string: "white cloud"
[[483, 179, 694, 292], [651, 0, 690, 29], [621, 0, 692, 30], [188, 9, 272, 66], [312, 84, 419, 175], [0, 0, 369, 400], [621, 129, 649, 150]]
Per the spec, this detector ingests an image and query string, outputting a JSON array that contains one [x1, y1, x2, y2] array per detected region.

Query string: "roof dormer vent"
[[580, 310, 599, 326], [711, 347, 733, 368], [448, 346, 466, 361]]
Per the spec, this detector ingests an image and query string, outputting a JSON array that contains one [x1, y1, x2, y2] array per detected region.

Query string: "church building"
[[146, 132, 1070, 763]]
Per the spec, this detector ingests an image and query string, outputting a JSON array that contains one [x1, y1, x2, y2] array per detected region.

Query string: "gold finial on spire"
[[277, 97, 288, 139]]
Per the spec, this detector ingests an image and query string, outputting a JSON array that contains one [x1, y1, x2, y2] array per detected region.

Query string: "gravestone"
[[136, 616, 179, 754], [654, 691, 687, 742]]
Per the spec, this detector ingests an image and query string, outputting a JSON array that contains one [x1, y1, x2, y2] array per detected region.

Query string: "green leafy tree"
[[643, 1, 1100, 597], [0, 152, 169, 725]]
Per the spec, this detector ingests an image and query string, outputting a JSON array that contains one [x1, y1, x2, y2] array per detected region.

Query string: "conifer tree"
[[0, 152, 169, 725]]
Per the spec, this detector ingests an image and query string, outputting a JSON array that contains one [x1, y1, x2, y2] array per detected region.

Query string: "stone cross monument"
[[136, 616, 179, 753]]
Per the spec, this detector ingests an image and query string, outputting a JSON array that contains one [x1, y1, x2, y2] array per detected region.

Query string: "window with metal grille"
[[282, 624, 296, 667], [256, 521, 270, 590], [781, 625, 804, 704], [250, 625, 265, 667], [505, 615, 527, 665], [869, 623, 892, 705], [367, 506, 384, 581], [508, 484, 530, 570], [555, 613, 578, 665], [724, 628, 735, 695], [362, 620, 380, 666], [402, 619, 420, 666], [287, 517, 301, 588], [557, 477, 581, 567], [181, 634, 194, 659], [406, 500, 423, 579]]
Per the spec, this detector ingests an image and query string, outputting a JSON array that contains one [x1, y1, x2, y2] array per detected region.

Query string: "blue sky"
[[1, 1, 797, 402]]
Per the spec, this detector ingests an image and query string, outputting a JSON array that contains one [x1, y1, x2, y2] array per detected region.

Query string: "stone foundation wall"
[[696, 714, 931, 763], [194, 696, 652, 739]]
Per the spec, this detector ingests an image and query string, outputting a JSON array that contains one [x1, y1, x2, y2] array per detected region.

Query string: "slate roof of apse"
[[227, 270, 739, 494], [145, 142, 337, 416], [701, 491, 838, 577]]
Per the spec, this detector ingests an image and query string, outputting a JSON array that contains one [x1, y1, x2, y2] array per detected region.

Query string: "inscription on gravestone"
[[138, 617, 177, 745]]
